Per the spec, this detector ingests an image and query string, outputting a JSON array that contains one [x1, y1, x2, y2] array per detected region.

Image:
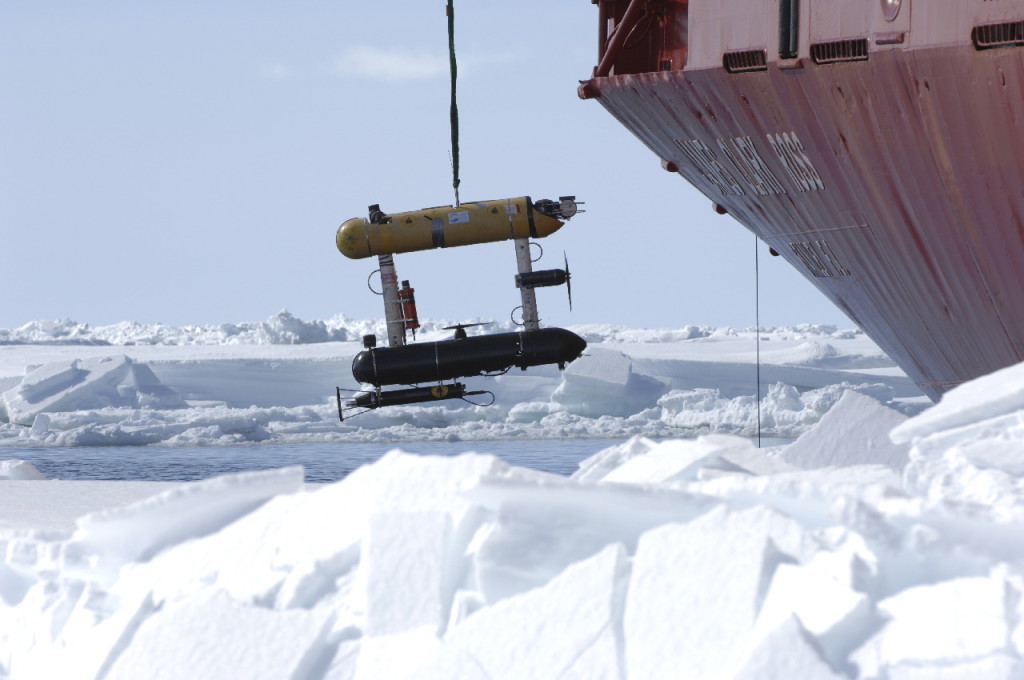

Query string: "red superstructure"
[[580, 0, 1024, 401]]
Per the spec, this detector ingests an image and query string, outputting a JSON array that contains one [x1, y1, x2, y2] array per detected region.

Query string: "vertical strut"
[[514, 238, 540, 331], [378, 254, 406, 347]]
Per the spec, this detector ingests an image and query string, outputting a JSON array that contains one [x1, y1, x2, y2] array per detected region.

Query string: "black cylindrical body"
[[515, 269, 568, 289], [351, 327, 587, 387], [349, 383, 467, 409]]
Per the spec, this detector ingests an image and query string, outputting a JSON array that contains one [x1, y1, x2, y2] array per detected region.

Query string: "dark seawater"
[[5, 439, 637, 483]]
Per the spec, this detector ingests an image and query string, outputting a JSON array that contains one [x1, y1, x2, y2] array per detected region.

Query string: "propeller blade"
[[441, 322, 491, 331], [442, 321, 492, 340], [564, 252, 573, 312]]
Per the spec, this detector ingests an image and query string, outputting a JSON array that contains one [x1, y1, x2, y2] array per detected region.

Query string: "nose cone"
[[532, 214, 566, 239], [557, 328, 588, 363], [337, 218, 370, 259], [521, 327, 587, 370]]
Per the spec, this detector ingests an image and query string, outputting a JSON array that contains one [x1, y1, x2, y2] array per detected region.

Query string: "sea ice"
[[733, 616, 845, 680], [891, 360, 1024, 443], [850, 574, 1011, 677], [2, 317, 1024, 678], [885, 654, 1024, 680], [551, 348, 667, 417], [623, 506, 810, 679], [0, 460, 45, 481], [431, 544, 627, 679], [754, 562, 874, 671], [103, 590, 335, 680], [1, 355, 185, 427], [63, 466, 304, 584], [781, 389, 909, 470], [0, 316, 920, 445], [360, 510, 452, 636]]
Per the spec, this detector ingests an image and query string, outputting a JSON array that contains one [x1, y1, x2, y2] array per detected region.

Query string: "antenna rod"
[[447, 0, 461, 207]]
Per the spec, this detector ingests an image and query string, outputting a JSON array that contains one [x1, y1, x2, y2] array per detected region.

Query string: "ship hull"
[[583, 38, 1024, 401]]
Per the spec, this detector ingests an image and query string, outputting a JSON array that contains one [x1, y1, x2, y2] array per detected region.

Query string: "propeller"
[[442, 322, 491, 340], [563, 252, 573, 311], [512, 253, 575, 311]]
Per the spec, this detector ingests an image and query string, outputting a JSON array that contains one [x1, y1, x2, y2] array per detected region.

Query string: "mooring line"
[[755, 235, 762, 448]]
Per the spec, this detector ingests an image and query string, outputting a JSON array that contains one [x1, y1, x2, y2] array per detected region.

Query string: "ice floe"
[[1, 351, 1023, 677], [0, 314, 921, 446]]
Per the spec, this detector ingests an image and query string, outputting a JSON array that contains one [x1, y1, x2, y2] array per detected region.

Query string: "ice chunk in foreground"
[[894, 363, 1024, 511], [13, 588, 156, 680], [885, 654, 1024, 680], [570, 435, 660, 482], [463, 475, 720, 605], [851, 574, 1010, 677], [624, 505, 811, 679], [733, 616, 844, 680], [892, 360, 1024, 443], [349, 629, 446, 680], [361, 510, 452, 637], [63, 466, 304, 584], [599, 436, 737, 484], [754, 562, 873, 671], [781, 390, 909, 471], [600, 434, 793, 484], [105, 590, 335, 680], [427, 543, 628, 679]]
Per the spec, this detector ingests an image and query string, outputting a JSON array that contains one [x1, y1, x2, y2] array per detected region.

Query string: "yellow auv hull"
[[336, 196, 565, 259]]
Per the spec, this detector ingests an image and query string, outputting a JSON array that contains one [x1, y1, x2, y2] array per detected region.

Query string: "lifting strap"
[[447, 0, 461, 207]]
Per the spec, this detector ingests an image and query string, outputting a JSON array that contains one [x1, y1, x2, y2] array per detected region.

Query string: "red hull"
[[582, 1, 1024, 400]]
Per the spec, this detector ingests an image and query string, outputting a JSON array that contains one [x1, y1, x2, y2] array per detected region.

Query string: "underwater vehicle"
[[351, 326, 587, 387], [335, 195, 585, 420], [340, 326, 587, 416], [336, 196, 579, 259], [338, 327, 587, 419]]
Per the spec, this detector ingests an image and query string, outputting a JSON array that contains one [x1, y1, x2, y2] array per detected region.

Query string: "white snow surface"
[[0, 312, 922, 445], [2, 349, 1024, 678], [1, 314, 1024, 678]]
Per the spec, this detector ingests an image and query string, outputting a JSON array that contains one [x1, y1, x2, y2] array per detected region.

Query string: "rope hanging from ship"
[[755, 236, 762, 448], [447, 0, 461, 207]]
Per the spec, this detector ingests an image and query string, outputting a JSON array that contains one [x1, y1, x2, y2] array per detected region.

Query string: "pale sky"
[[0, 1, 852, 331]]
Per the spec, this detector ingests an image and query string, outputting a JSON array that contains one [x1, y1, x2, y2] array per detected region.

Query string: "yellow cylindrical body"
[[336, 196, 565, 259]]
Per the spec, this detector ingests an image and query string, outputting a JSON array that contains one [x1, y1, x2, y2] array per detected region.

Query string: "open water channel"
[[7, 438, 638, 483]]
